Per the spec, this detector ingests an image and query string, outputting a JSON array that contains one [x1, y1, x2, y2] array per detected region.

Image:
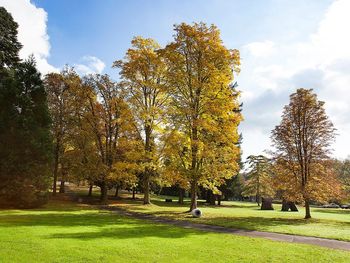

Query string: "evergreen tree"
[[0, 7, 22, 68], [0, 57, 52, 207], [0, 8, 52, 208]]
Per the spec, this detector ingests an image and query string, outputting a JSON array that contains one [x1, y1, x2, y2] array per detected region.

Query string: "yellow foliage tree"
[[162, 23, 242, 210], [114, 37, 169, 204]]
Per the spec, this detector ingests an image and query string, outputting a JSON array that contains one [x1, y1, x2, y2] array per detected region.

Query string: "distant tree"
[[227, 173, 245, 201], [271, 88, 338, 219], [242, 155, 274, 206], [45, 68, 82, 195], [333, 158, 350, 201], [0, 7, 22, 68], [160, 152, 189, 204], [162, 23, 242, 211], [114, 37, 168, 204], [220, 132, 244, 201], [82, 74, 140, 204]]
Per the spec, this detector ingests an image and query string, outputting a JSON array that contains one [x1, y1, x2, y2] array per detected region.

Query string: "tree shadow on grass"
[[47, 223, 198, 240], [312, 208, 350, 215], [0, 208, 204, 240], [0, 211, 131, 228]]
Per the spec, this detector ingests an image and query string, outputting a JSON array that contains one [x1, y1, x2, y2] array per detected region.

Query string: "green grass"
[[1, 200, 350, 262], [111, 194, 350, 242]]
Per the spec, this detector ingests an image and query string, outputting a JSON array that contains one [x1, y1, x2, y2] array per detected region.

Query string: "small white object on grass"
[[191, 208, 202, 218]]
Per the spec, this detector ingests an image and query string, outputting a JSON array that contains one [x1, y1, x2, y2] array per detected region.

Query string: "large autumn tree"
[[114, 37, 168, 204], [162, 23, 242, 211], [271, 88, 338, 219]]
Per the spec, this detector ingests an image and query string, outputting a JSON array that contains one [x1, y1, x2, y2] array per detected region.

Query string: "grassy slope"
[[0, 200, 349, 263], [110, 193, 350, 241]]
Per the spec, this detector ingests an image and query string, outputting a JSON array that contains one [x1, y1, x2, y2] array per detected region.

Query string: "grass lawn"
[[108, 192, 350, 242], [0, 200, 349, 262]]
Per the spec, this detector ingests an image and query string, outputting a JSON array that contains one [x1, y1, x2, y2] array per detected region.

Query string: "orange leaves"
[[271, 89, 339, 212]]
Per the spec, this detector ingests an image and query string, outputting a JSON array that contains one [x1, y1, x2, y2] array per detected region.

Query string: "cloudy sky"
[[1, 0, 349, 160]]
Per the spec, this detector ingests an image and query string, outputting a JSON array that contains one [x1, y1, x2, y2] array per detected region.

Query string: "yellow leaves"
[[51, 22, 243, 197], [152, 23, 242, 193]]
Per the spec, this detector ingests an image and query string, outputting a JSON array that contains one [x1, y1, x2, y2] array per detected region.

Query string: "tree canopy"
[[271, 88, 338, 219]]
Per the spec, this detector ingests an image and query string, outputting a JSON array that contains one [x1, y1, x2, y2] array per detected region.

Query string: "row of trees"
[[1, 7, 348, 218], [45, 23, 243, 210], [0, 7, 242, 210]]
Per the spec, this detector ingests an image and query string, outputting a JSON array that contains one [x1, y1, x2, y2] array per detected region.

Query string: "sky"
[[1, 0, 349, 160]]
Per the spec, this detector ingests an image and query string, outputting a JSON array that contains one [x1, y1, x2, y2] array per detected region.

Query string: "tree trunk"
[[52, 141, 59, 196], [59, 180, 65, 193], [100, 182, 108, 204], [143, 124, 152, 205], [114, 185, 119, 197], [217, 195, 221, 206], [304, 199, 311, 219], [209, 192, 215, 205], [88, 184, 93, 196], [256, 194, 260, 206], [190, 180, 197, 211], [143, 173, 151, 204], [132, 187, 136, 199], [178, 188, 184, 204]]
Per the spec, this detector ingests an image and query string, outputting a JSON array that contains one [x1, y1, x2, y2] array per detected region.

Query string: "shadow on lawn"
[[0, 208, 204, 240], [312, 208, 350, 215], [47, 223, 197, 240], [0, 211, 134, 227]]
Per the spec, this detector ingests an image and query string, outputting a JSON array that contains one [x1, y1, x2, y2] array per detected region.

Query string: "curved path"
[[103, 206, 350, 251]]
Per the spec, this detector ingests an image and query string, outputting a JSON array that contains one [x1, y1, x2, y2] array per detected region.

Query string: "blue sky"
[[31, 0, 331, 77], [1, 0, 349, 160]]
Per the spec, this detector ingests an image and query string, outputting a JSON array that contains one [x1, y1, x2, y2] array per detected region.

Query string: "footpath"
[[103, 206, 350, 251]]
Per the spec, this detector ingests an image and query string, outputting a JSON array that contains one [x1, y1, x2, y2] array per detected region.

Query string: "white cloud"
[[239, 0, 350, 160], [0, 0, 58, 73], [243, 40, 275, 57], [0, 1, 106, 76], [74, 56, 106, 75]]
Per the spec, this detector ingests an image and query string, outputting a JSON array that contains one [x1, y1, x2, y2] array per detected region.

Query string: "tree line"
[[1, 7, 349, 218], [0, 7, 242, 210]]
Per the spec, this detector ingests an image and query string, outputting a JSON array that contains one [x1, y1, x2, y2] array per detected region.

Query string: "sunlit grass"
[[0, 199, 349, 262], [110, 193, 350, 241]]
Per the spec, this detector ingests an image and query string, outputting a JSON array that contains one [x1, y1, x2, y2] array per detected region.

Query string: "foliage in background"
[[242, 155, 274, 206]]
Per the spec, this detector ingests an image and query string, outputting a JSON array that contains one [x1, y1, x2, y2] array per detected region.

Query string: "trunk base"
[[100, 184, 108, 205], [59, 181, 65, 193]]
